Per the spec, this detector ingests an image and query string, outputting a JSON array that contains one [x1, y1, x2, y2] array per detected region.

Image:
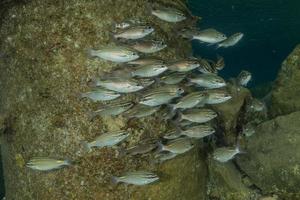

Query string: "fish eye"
[[147, 26, 153, 30]]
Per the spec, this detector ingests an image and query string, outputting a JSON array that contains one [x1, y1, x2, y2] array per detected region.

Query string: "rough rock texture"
[[0, 0, 208, 199], [237, 111, 300, 199], [270, 44, 300, 117]]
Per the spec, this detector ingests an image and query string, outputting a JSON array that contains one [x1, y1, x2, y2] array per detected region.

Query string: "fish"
[[154, 151, 178, 163], [26, 157, 72, 171], [215, 55, 225, 70], [112, 171, 159, 185], [205, 89, 232, 104], [130, 40, 167, 53], [237, 70, 252, 86], [197, 58, 218, 74], [131, 63, 168, 78], [189, 74, 226, 89], [248, 98, 265, 112], [113, 25, 154, 40], [180, 108, 217, 123], [82, 130, 129, 151], [127, 57, 164, 66], [158, 138, 194, 154], [213, 145, 242, 163], [217, 32, 244, 48], [192, 28, 227, 44], [173, 92, 207, 110], [139, 85, 184, 106], [160, 72, 186, 85], [179, 124, 215, 139], [151, 6, 186, 23], [90, 78, 152, 93], [79, 88, 121, 102], [89, 101, 134, 118], [242, 123, 256, 137], [125, 105, 160, 118], [122, 143, 157, 156], [87, 46, 139, 63], [167, 59, 200, 72]]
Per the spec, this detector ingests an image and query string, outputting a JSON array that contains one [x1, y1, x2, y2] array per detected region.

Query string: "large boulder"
[[237, 111, 300, 198], [0, 0, 207, 199], [270, 44, 300, 117]]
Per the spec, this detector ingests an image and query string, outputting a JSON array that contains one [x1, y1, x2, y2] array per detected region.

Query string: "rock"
[[270, 44, 300, 117], [0, 0, 207, 199], [207, 159, 257, 200], [237, 111, 300, 197]]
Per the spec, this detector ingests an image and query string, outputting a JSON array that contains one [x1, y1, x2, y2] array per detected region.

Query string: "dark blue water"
[[188, 0, 300, 87]]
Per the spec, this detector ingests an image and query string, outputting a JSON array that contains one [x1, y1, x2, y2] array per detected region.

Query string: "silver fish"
[[192, 28, 227, 44], [87, 46, 139, 63], [90, 101, 133, 118], [237, 70, 252, 86], [168, 59, 200, 72], [213, 146, 241, 163], [112, 171, 159, 185], [158, 138, 194, 154], [123, 143, 157, 156], [205, 89, 232, 104], [114, 25, 154, 40], [127, 58, 164, 66], [179, 124, 215, 139], [197, 58, 217, 74], [189, 74, 226, 89], [26, 157, 72, 171], [173, 92, 207, 110], [180, 108, 217, 123], [217, 32, 244, 48], [139, 86, 184, 106], [80, 88, 121, 102], [91, 78, 148, 93], [151, 6, 186, 23], [130, 40, 167, 53], [248, 98, 265, 112], [243, 123, 256, 137], [154, 151, 178, 163], [131, 63, 168, 78], [125, 105, 160, 118], [160, 72, 186, 85], [82, 130, 129, 151]]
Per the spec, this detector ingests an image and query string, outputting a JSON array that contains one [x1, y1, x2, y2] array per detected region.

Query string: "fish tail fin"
[[86, 110, 98, 121], [111, 176, 119, 184], [156, 141, 164, 152], [117, 146, 127, 158], [86, 48, 97, 58], [81, 140, 92, 153], [215, 44, 221, 49]]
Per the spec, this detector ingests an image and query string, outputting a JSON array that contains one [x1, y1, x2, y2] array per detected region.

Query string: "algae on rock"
[[0, 0, 207, 199]]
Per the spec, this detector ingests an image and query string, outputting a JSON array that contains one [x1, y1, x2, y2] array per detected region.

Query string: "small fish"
[[127, 58, 164, 66], [125, 105, 160, 118], [112, 171, 159, 185], [131, 63, 168, 78], [237, 70, 252, 86], [189, 74, 226, 89], [160, 72, 186, 85], [154, 151, 178, 163], [248, 98, 265, 112], [80, 88, 121, 102], [173, 92, 207, 110], [180, 108, 217, 123], [113, 25, 154, 40], [215, 55, 225, 70], [82, 130, 129, 151], [158, 138, 194, 154], [151, 6, 186, 23], [139, 86, 184, 106], [89, 101, 133, 118], [168, 59, 200, 72], [179, 124, 215, 139], [197, 59, 217, 74], [91, 78, 151, 93], [26, 157, 72, 171], [130, 40, 167, 53], [205, 89, 232, 104], [213, 145, 242, 163], [122, 143, 157, 156], [87, 46, 139, 63], [192, 28, 227, 44], [217, 32, 244, 48], [242, 123, 256, 137]]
